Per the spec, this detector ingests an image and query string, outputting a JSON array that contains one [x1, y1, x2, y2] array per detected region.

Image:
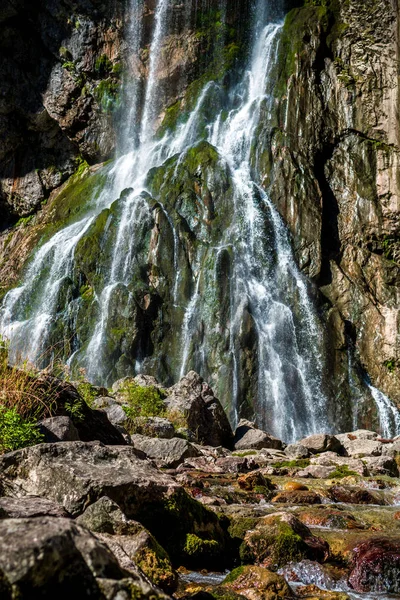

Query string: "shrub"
[[122, 382, 166, 420], [0, 405, 44, 453]]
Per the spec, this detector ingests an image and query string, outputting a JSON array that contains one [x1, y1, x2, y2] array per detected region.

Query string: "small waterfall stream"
[[1, 0, 399, 441]]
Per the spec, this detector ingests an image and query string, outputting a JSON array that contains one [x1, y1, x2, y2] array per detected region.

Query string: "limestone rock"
[[299, 434, 343, 455], [0, 497, 69, 519], [297, 465, 337, 479], [165, 371, 234, 448], [130, 435, 201, 468], [38, 416, 80, 442], [0, 516, 166, 599], [343, 439, 383, 458], [284, 443, 310, 459], [234, 420, 283, 451], [362, 456, 399, 477]]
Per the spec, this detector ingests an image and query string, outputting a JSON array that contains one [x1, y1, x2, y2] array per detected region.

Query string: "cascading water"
[[1, 0, 400, 441]]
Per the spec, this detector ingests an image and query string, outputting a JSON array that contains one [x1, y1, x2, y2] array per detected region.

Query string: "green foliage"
[[95, 54, 113, 76], [121, 382, 166, 420], [384, 359, 397, 373], [94, 80, 121, 113], [232, 450, 257, 457], [16, 215, 34, 229], [0, 405, 44, 453], [329, 465, 359, 479], [64, 398, 85, 422]]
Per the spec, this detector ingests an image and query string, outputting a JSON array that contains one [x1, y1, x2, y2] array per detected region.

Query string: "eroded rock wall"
[[262, 0, 400, 413]]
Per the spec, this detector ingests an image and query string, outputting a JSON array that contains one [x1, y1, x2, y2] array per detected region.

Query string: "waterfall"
[[1, 0, 400, 442]]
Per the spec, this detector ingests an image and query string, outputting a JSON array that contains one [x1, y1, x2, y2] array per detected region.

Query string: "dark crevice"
[[314, 144, 341, 286]]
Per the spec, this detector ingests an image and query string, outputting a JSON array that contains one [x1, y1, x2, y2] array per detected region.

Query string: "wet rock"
[[348, 538, 400, 593], [298, 507, 366, 530], [234, 420, 283, 451], [242, 512, 329, 568], [299, 434, 343, 455], [284, 443, 310, 459], [237, 471, 274, 492], [283, 482, 309, 491], [38, 416, 80, 442], [271, 490, 322, 505], [222, 565, 294, 599], [130, 435, 201, 468], [295, 585, 350, 599], [0, 497, 69, 519], [0, 516, 166, 599], [362, 456, 399, 477], [165, 372, 234, 448], [328, 485, 384, 505]]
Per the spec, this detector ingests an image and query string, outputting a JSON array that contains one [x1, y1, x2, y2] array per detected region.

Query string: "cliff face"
[[260, 0, 400, 416], [0, 0, 399, 429]]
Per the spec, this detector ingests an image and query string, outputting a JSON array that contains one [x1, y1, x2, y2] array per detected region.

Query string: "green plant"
[[122, 382, 166, 420], [0, 405, 44, 453], [95, 54, 113, 75]]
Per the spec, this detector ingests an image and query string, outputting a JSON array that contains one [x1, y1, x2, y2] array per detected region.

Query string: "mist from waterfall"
[[1, 0, 400, 441]]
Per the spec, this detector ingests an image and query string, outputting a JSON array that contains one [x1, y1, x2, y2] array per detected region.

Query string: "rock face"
[[264, 0, 400, 421]]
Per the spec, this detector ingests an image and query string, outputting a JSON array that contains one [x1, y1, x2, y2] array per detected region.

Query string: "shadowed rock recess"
[[1, 0, 400, 596]]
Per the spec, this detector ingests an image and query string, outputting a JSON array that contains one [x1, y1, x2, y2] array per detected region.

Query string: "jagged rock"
[[298, 434, 343, 455], [128, 416, 176, 439], [0, 497, 69, 519], [0, 516, 166, 599], [0, 441, 227, 565], [234, 420, 283, 451], [38, 416, 80, 442], [242, 512, 329, 568], [380, 440, 400, 457], [362, 456, 399, 477], [165, 372, 234, 448], [284, 443, 310, 459], [348, 539, 400, 593], [77, 497, 178, 593], [130, 435, 201, 468], [92, 397, 128, 428]]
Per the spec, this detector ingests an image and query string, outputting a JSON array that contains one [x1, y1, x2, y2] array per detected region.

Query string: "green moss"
[[16, 215, 34, 228], [223, 566, 246, 584], [135, 543, 177, 593], [241, 520, 306, 567], [94, 79, 121, 113], [232, 450, 257, 457], [183, 533, 219, 561], [95, 54, 113, 76], [329, 465, 360, 479], [384, 359, 397, 373]]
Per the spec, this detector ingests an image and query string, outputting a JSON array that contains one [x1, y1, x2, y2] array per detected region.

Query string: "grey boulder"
[[234, 419, 284, 451], [38, 416, 80, 442]]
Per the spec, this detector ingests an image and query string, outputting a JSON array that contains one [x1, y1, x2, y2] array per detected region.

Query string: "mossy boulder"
[[221, 565, 294, 600]]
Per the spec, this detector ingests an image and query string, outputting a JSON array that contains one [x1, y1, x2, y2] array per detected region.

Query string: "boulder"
[[222, 565, 294, 599], [0, 497, 69, 519], [92, 397, 128, 428], [328, 485, 384, 505], [38, 416, 80, 442], [348, 539, 400, 593], [298, 434, 343, 455], [336, 430, 378, 443], [362, 456, 399, 477], [242, 512, 329, 568], [130, 435, 201, 468], [0, 442, 227, 565], [310, 454, 369, 476], [165, 371, 234, 448], [112, 375, 161, 394], [234, 420, 283, 451], [133, 417, 176, 439], [284, 443, 310, 459], [297, 465, 337, 479], [0, 516, 167, 599], [343, 439, 382, 458], [77, 497, 178, 593]]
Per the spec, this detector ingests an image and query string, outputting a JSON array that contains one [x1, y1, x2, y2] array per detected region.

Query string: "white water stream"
[[1, 0, 399, 441]]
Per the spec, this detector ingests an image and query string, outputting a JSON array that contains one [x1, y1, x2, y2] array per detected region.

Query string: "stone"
[[271, 490, 322, 505], [0, 497, 69, 519], [299, 434, 343, 455], [297, 465, 337, 479], [310, 454, 369, 476], [38, 416, 80, 442], [362, 456, 399, 477], [130, 435, 201, 468], [77, 497, 178, 593], [222, 565, 294, 599], [165, 371, 234, 448], [328, 485, 384, 505], [0, 516, 166, 599], [134, 417, 176, 439], [343, 439, 383, 458], [348, 539, 400, 593], [284, 443, 310, 459], [234, 420, 283, 451], [242, 512, 330, 568], [0, 442, 227, 566], [336, 430, 378, 443], [237, 471, 274, 492], [92, 397, 128, 428]]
